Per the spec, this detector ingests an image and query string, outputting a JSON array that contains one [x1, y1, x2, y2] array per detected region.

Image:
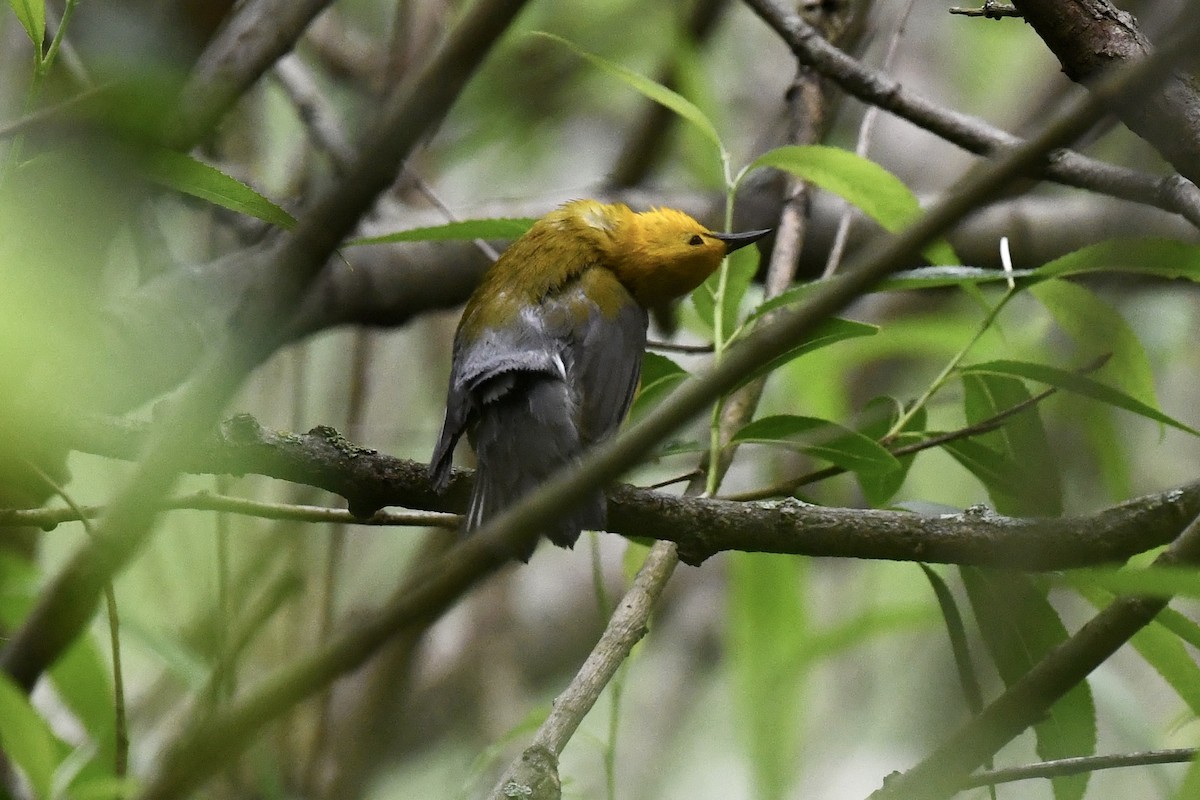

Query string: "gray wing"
[[558, 290, 648, 446], [428, 305, 563, 492]]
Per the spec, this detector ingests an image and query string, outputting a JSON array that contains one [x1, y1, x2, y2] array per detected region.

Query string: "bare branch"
[[740, 0, 1200, 228]]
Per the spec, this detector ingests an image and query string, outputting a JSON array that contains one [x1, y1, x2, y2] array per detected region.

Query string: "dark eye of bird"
[[688, 234, 704, 246]]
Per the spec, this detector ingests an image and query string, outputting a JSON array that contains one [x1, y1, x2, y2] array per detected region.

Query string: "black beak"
[[708, 228, 772, 253]]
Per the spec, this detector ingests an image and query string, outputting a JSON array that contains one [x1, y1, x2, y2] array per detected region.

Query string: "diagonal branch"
[[0, 0, 532, 695], [867, 510, 1200, 800]]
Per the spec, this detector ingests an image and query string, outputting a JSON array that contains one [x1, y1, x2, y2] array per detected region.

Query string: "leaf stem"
[[886, 287, 1017, 439]]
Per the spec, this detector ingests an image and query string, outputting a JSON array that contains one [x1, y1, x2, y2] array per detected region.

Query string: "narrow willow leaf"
[[882, 265, 1037, 290], [9, 0, 45, 50], [742, 145, 958, 265], [1063, 566, 1200, 599], [733, 414, 901, 476], [142, 150, 296, 229], [961, 372, 1062, 516], [346, 218, 535, 246], [532, 31, 725, 156], [0, 672, 60, 800], [53, 637, 116, 769], [920, 565, 984, 714], [940, 438, 1026, 499], [961, 359, 1200, 437], [1031, 278, 1159, 408], [1036, 238, 1200, 282], [962, 568, 1096, 800], [744, 267, 1035, 331], [1075, 581, 1200, 716]]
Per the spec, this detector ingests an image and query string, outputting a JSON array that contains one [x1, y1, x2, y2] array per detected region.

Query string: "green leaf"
[[630, 352, 689, 420], [0, 555, 116, 771], [1031, 278, 1159, 408], [692, 241, 759, 334], [346, 218, 536, 246], [732, 414, 901, 476], [962, 568, 1096, 800], [920, 565, 984, 714], [961, 372, 1062, 516], [1176, 755, 1200, 800], [728, 552, 807, 800], [739, 317, 878, 386], [141, 150, 296, 229], [940, 438, 1027, 500], [741, 145, 958, 265], [881, 265, 1036, 291], [857, 396, 925, 506], [1062, 565, 1200, 599], [532, 31, 724, 156], [0, 672, 61, 800], [9, 0, 44, 50], [961, 359, 1200, 437], [1035, 238, 1200, 282], [1075, 581, 1200, 716]]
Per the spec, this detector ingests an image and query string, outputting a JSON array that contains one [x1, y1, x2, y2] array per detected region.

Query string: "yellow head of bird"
[[599, 205, 770, 308]]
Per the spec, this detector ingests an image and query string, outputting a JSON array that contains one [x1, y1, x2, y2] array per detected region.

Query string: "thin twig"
[[0, 492, 459, 530], [961, 748, 1196, 788], [23, 464, 129, 783]]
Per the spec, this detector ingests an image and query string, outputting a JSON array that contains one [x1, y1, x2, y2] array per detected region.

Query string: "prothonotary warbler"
[[429, 199, 769, 560]]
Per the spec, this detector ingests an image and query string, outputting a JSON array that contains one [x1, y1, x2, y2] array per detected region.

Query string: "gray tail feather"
[[465, 467, 604, 560], [465, 374, 606, 560]]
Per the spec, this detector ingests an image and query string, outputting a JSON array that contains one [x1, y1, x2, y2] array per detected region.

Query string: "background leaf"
[[346, 218, 535, 246], [961, 359, 1200, 436], [857, 396, 926, 506], [1031, 278, 1159, 408], [1035, 238, 1200, 282], [141, 150, 297, 230], [733, 414, 901, 476], [532, 31, 725, 156], [960, 372, 1062, 515], [692, 241, 759, 334], [0, 672, 61, 800], [742, 145, 958, 265], [9, 0, 45, 50], [630, 352, 689, 420], [728, 553, 807, 800]]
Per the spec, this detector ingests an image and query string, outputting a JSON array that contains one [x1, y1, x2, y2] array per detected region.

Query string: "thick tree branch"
[[1010, 0, 1200, 185], [169, 0, 337, 149], [52, 413, 1200, 571]]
